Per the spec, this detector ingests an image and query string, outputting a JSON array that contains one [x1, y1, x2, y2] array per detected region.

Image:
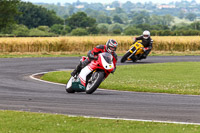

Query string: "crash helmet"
[[106, 39, 118, 53], [143, 30, 150, 39]]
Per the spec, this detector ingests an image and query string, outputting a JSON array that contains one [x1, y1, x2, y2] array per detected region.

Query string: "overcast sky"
[[22, 0, 200, 4]]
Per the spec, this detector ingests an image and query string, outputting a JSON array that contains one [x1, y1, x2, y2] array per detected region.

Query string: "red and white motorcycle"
[[66, 52, 115, 94]]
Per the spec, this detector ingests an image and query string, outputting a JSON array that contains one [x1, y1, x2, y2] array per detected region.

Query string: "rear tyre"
[[131, 56, 137, 62], [86, 71, 104, 94], [66, 77, 75, 93], [120, 51, 132, 63]]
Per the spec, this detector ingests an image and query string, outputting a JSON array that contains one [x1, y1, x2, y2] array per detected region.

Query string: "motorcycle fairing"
[[100, 54, 114, 70], [71, 77, 86, 92]]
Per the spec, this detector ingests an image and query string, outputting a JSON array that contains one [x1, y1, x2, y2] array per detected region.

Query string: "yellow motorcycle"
[[120, 41, 145, 63]]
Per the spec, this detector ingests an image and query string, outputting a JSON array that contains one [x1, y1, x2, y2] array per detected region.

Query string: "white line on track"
[[29, 71, 200, 125], [68, 115, 200, 125]]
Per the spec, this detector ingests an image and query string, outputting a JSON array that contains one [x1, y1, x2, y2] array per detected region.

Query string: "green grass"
[[0, 110, 200, 133], [0, 53, 85, 58], [0, 51, 200, 58], [41, 62, 200, 95]]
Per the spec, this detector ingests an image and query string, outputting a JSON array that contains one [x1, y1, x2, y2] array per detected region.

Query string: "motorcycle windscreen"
[[101, 52, 113, 64], [100, 52, 114, 70]]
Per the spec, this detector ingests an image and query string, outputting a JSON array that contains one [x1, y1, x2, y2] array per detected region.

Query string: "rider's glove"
[[88, 50, 98, 60], [94, 56, 98, 60], [142, 47, 149, 52]]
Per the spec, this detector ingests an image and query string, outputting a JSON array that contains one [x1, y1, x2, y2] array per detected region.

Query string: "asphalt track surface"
[[1, 56, 200, 124]]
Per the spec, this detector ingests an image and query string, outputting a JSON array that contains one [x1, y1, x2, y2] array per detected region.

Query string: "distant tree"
[[29, 28, 55, 37], [67, 5, 75, 16], [122, 1, 134, 13], [171, 23, 190, 31], [87, 26, 99, 34], [71, 28, 89, 36], [162, 15, 174, 26], [84, 8, 105, 19], [97, 15, 112, 24], [150, 15, 162, 25], [131, 11, 150, 24], [12, 24, 29, 37], [66, 12, 96, 29], [178, 11, 185, 19], [87, 3, 104, 11], [124, 26, 142, 35], [51, 24, 70, 35], [0, 0, 20, 31], [136, 24, 151, 31], [113, 15, 124, 24], [185, 13, 197, 21], [149, 15, 174, 26], [151, 24, 169, 30], [111, 1, 120, 8], [37, 26, 51, 32], [114, 7, 125, 14], [108, 23, 123, 33], [97, 24, 109, 34], [15, 2, 63, 28], [112, 29, 121, 35], [191, 21, 200, 30]]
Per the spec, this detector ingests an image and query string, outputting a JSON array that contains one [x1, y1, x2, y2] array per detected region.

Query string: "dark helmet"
[[106, 39, 118, 53]]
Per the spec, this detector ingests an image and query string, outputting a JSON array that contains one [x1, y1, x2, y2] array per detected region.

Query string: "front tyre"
[[66, 77, 75, 93], [86, 71, 104, 94], [120, 51, 132, 63]]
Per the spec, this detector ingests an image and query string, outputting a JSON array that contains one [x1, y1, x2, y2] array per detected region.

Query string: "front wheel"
[[86, 71, 104, 94], [66, 77, 75, 93], [120, 51, 132, 63]]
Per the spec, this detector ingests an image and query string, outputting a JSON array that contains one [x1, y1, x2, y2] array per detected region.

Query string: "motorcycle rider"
[[71, 39, 118, 88], [133, 30, 153, 59]]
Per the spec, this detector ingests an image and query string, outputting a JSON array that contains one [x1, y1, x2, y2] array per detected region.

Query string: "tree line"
[[0, 0, 200, 37]]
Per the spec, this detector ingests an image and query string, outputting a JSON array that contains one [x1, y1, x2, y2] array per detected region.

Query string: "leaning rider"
[[71, 39, 118, 87], [133, 30, 153, 59]]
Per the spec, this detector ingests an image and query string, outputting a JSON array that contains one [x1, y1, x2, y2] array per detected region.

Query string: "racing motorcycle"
[[66, 52, 115, 94], [120, 41, 145, 63]]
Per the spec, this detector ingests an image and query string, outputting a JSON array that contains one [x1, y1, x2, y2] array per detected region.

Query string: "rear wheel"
[[130, 56, 137, 62], [120, 51, 132, 63], [66, 77, 75, 93], [86, 71, 104, 94]]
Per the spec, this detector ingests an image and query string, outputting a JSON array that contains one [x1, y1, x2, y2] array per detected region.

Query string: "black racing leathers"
[[134, 35, 153, 49], [134, 36, 153, 59]]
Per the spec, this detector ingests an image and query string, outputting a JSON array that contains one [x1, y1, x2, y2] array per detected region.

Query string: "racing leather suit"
[[134, 36, 153, 59]]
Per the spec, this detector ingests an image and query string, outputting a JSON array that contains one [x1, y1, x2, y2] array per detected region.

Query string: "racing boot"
[[71, 59, 90, 77], [140, 53, 147, 60], [71, 63, 82, 77]]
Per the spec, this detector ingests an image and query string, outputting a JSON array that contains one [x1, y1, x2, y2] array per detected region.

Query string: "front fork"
[[128, 47, 137, 59]]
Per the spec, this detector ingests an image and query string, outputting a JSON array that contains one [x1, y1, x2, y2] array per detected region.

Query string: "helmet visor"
[[109, 46, 117, 52], [143, 35, 149, 38]]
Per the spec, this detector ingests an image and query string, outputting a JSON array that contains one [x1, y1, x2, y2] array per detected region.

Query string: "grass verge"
[[41, 62, 200, 95], [0, 110, 200, 133], [0, 52, 86, 58], [0, 51, 200, 58]]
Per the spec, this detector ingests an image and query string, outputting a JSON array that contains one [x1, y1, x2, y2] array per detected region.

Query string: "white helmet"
[[143, 30, 150, 39]]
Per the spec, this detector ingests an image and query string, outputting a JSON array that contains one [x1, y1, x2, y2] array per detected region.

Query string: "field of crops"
[[0, 36, 200, 53]]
